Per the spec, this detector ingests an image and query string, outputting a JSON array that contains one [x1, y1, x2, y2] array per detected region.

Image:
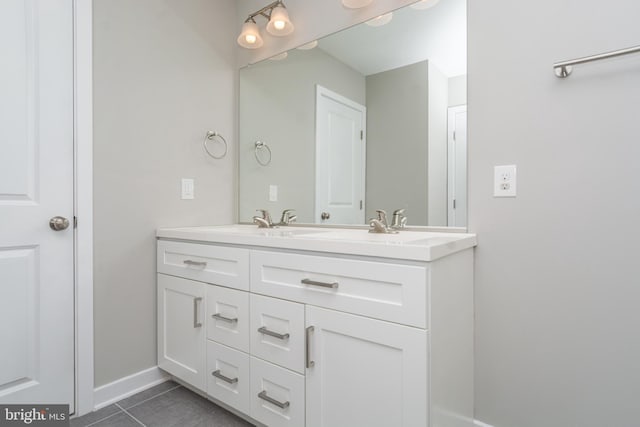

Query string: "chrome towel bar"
[[554, 45, 640, 78]]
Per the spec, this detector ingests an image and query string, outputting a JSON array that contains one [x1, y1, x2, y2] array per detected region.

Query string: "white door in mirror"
[[494, 165, 517, 197]]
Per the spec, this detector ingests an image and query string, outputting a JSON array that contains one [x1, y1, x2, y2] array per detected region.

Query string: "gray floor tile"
[[127, 387, 253, 427], [90, 412, 142, 427], [70, 405, 122, 427], [116, 380, 180, 409]]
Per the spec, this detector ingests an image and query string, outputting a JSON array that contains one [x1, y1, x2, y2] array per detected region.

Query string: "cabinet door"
[[306, 306, 428, 427], [158, 274, 206, 391]]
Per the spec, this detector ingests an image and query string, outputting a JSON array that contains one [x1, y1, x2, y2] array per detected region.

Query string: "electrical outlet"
[[269, 184, 278, 202], [181, 178, 194, 200], [494, 165, 516, 197]]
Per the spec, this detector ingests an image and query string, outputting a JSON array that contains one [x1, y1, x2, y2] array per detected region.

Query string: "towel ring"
[[254, 140, 272, 166], [203, 131, 227, 160]]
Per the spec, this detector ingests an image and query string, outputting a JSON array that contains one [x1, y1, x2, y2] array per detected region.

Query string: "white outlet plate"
[[494, 165, 516, 197], [181, 178, 194, 200], [269, 184, 278, 202]]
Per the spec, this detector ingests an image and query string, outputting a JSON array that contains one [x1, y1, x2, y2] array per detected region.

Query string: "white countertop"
[[157, 224, 477, 262]]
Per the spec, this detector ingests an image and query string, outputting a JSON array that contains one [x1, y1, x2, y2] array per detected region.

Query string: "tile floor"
[[71, 381, 254, 427]]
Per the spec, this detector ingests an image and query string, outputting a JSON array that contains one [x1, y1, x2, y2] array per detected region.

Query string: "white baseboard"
[[93, 366, 170, 410], [474, 420, 495, 427]]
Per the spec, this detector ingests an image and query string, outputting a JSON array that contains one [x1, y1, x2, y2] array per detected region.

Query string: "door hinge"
[[360, 200, 363, 210], [453, 199, 456, 209], [74, 216, 78, 228], [453, 130, 456, 141], [360, 130, 363, 140]]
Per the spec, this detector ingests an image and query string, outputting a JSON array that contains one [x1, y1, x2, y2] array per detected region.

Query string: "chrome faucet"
[[391, 209, 407, 230], [253, 209, 273, 228], [368, 209, 399, 234], [278, 209, 297, 226]]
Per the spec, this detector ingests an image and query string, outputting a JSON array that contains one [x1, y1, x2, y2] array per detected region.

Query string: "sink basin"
[[295, 229, 434, 244], [174, 225, 325, 238]]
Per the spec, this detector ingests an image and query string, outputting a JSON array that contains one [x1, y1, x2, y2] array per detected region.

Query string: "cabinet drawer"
[[251, 250, 429, 328], [158, 240, 249, 290], [206, 285, 249, 353], [250, 357, 305, 427], [206, 341, 250, 415], [250, 294, 305, 374]]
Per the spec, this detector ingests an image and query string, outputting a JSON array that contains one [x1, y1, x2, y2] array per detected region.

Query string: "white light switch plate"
[[181, 178, 194, 200], [269, 184, 278, 202], [494, 165, 517, 197]]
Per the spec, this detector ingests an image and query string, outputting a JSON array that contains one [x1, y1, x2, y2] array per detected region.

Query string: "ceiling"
[[317, 0, 466, 77]]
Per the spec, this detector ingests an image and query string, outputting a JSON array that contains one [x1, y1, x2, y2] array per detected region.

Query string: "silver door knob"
[[321, 212, 330, 220], [49, 216, 70, 231]]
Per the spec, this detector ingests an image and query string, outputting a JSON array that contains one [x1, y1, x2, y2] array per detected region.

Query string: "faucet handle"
[[391, 208, 407, 229], [255, 209, 272, 224], [280, 209, 296, 225], [375, 209, 388, 226]]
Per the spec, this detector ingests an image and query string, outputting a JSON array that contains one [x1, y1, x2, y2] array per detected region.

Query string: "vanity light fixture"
[[269, 52, 289, 60], [365, 12, 393, 26], [409, 0, 441, 10], [237, 0, 294, 49], [297, 40, 318, 50], [342, 0, 373, 9]]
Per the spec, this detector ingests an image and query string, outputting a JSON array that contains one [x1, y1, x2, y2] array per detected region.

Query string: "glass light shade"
[[266, 5, 294, 36], [269, 52, 289, 61], [297, 40, 318, 50], [342, 0, 373, 9], [409, 0, 441, 10], [365, 12, 393, 27], [237, 21, 263, 49]]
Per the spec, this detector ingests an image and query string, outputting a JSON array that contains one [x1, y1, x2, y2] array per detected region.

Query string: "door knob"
[[49, 216, 70, 231], [321, 212, 330, 220]]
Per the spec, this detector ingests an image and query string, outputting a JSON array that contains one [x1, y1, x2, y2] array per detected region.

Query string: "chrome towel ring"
[[254, 140, 272, 166], [203, 131, 227, 159]]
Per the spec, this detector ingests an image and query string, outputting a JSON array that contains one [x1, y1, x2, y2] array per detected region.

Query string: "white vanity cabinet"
[[157, 226, 475, 427], [157, 274, 206, 391]]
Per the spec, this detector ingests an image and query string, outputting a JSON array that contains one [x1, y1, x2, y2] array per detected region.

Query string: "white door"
[[305, 306, 428, 427], [315, 85, 366, 224], [447, 105, 467, 227], [0, 0, 75, 408], [157, 274, 206, 391]]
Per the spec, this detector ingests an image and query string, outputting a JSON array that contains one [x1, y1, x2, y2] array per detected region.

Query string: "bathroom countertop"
[[157, 224, 477, 262]]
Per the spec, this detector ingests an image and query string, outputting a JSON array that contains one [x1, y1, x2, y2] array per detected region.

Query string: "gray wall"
[[93, 0, 236, 387], [469, 0, 640, 426], [365, 61, 428, 224], [239, 48, 365, 223], [448, 74, 467, 107]]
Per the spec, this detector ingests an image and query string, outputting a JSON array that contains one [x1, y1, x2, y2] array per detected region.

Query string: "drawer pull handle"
[[212, 313, 238, 323], [301, 278, 338, 289], [258, 391, 290, 409], [258, 326, 290, 340], [193, 297, 203, 328], [212, 370, 238, 384], [306, 326, 315, 368], [183, 259, 207, 267]]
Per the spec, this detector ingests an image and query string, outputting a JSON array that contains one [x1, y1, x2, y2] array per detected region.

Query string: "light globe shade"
[[237, 21, 263, 49], [342, 0, 373, 9], [409, 0, 441, 10], [266, 5, 294, 36], [365, 12, 393, 27], [297, 40, 318, 50]]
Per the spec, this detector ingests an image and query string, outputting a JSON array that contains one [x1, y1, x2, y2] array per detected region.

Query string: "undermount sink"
[[295, 229, 434, 244], [179, 225, 325, 237]]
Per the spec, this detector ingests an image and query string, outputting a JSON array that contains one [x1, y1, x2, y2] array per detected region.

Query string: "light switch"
[[182, 178, 194, 200], [494, 165, 516, 197], [269, 185, 278, 202]]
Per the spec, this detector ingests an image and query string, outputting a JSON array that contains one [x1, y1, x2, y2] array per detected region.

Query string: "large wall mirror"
[[239, 0, 466, 227]]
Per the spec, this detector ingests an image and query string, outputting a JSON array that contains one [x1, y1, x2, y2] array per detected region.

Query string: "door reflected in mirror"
[[239, 0, 466, 227]]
